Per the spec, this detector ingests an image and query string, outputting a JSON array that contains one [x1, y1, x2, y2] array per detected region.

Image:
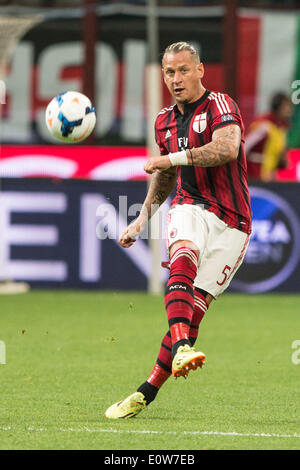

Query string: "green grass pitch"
[[0, 290, 299, 450]]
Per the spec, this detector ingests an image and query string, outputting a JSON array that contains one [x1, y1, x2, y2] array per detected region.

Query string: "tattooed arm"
[[142, 166, 177, 216], [119, 166, 177, 248], [188, 124, 241, 166], [144, 124, 241, 174]]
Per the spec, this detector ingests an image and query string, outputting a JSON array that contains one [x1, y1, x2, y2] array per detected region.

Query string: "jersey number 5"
[[217, 265, 231, 286]]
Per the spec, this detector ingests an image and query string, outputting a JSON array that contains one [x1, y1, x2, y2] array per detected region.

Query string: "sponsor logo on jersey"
[[177, 137, 189, 149], [192, 113, 207, 133], [231, 187, 300, 293]]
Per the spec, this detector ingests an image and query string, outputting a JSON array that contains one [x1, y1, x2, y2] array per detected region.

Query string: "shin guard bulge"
[[164, 246, 198, 354]]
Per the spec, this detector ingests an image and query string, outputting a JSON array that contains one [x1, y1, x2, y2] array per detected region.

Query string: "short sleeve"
[[208, 93, 243, 135], [155, 121, 169, 156]]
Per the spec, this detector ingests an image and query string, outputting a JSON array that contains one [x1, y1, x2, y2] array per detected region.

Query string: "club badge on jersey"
[[192, 113, 207, 134]]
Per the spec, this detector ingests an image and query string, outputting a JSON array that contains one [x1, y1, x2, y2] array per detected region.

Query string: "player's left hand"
[[144, 156, 172, 174]]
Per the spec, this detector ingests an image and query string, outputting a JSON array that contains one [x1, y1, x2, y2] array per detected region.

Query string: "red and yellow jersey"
[[245, 113, 289, 181]]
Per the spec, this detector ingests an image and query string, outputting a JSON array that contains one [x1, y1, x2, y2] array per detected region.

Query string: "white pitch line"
[[1, 426, 300, 440]]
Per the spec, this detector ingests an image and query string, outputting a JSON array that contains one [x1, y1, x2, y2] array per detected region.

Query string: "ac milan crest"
[[192, 113, 207, 133]]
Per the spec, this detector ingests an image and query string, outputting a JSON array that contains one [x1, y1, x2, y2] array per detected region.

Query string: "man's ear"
[[198, 62, 204, 79]]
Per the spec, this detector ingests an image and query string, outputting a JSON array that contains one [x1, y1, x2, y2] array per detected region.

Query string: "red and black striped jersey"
[[155, 89, 252, 234]]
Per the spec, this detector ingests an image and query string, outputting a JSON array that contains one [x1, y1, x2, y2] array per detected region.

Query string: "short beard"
[[175, 97, 189, 105]]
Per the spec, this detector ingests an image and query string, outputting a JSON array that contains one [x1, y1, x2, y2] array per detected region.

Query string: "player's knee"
[[169, 240, 199, 257], [169, 245, 199, 281]]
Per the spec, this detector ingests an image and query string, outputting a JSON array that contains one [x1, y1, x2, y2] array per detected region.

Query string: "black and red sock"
[[165, 247, 198, 357], [189, 288, 209, 346], [138, 288, 209, 405]]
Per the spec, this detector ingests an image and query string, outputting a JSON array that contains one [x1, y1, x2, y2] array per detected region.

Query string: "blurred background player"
[[245, 92, 293, 182], [105, 41, 252, 419]]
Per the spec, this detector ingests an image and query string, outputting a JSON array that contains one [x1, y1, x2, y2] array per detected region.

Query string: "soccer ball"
[[45, 91, 96, 143]]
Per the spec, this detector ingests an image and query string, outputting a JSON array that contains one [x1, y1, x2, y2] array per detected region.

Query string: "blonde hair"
[[162, 42, 200, 65]]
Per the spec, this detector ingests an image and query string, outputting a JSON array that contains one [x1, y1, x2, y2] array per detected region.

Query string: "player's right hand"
[[118, 218, 145, 248]]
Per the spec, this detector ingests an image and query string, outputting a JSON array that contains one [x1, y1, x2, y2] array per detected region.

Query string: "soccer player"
[[105, 42, 252, 419]]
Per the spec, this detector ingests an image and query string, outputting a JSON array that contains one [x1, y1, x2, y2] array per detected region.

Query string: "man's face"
[[278, 99, 293, 121], [162, 51, 204, 105]]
